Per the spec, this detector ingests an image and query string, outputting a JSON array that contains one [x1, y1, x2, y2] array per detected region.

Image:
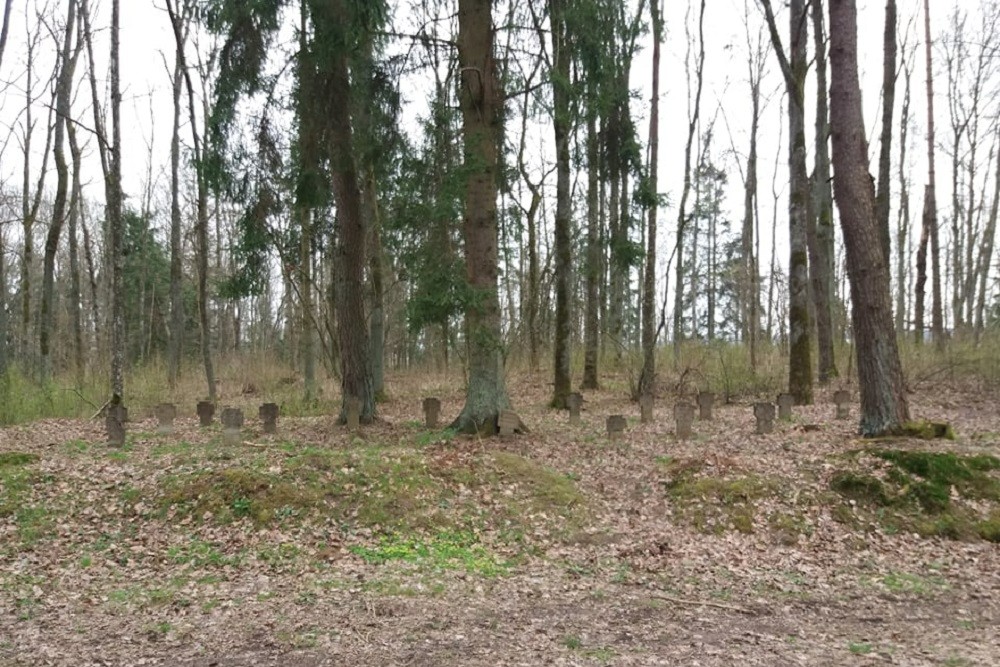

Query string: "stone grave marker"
[[106, 403, 127, 447], [673, 402, 696, 439], [345, 396, 361, 432], [498, 410, 521, 437], [259, 403, 279, 434], [754, 402, 775, 435], [196, 401, 215, 427], [834, 390, 851, 420], [639, 394, 654, 424], [221, 407, 244, 445], [697, 391, 715, 420], [155, 403, 177, 434], [777, 393, 795, 421], [422, 397, 441, 429], [606, 415, 627, 442], [567, 392, 583, 425]]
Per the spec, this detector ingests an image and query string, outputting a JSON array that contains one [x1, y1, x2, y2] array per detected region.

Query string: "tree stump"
[[777, 393, 795, 421], [834, 390, 851, 420], [345, 397, 361, 432], [567, 392, 583, 426], [196, 401, 215, 427], [754, 402, 775, 435], [422, 397, 441, 429], [106, 403, 127, 447], [259, 403, 279, 434], [640, 394, 654, 424], [697, 391, 715, 420], [155, 403, 177, 434], [673, 402, 696, 440], [221, 408, 244, 445], [606, 415, 627, 442]]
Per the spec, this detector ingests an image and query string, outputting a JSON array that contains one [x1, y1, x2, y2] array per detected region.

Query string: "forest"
[[0, 0, 999, 664]]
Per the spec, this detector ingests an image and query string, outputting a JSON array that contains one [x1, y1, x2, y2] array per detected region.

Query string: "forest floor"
[[1, 372, 999, 666]]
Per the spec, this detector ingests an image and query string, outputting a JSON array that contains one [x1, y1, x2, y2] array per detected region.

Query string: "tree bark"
[[896, 56, 912, 334], [922, 0, 944, 348], [550, 0, 572, 409], [109, 0, 125, 402], [875, 0, 897, 269], [829, 0, 909, 436], [810, 0, 837, 383], [761, 0, 814, 404], [40, 0, 78, 383], [581, 99, 600, 390], [67, 106, 85, 386], [639, 0, 662, 399], [168, 37, 184, 390], [310, 0, 375, 423], [450, 0, 511, 435]]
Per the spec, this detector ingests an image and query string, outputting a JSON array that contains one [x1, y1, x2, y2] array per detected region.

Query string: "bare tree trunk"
[[639, 0, 662, 400], [829, 0, 909, 436], [674, 0, 706, 365], [40, 0, 78, 383], [742, 20, 765, 369], [761, 0, 814, 404], [896, 55, 913, 334], [581, 101, 600, 389], [109, 0, 125, 402], [0, 0, 13, 71], [550, 0, 573, 409], [875, 0, 897, 268], [67, 108, 85, 385], [450, 0, 511, 435], [811, 0, 838, 383], [168, 37, 184, 389], [923, 0, 944, 349]]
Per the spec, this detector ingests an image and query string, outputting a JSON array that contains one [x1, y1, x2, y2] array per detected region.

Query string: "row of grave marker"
[[105, 388, 854, 445]]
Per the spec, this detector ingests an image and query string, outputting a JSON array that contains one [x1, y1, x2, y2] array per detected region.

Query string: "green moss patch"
[[348, 529, 510, 577], [0, 452, 39, 467], [829, 449, 1000, 540], [661, 458, 779, 535]]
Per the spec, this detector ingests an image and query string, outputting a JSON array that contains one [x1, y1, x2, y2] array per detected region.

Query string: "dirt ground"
[[1, 374, 998, 666]]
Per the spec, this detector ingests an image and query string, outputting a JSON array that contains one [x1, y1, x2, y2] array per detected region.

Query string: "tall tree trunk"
[[67, 110, 85, 386], [40, 0, 77, 383], [168, 45, 184, 390], [674, 0, 706, 365], [109, 0, 125, 403], [450, 0, 510, 435], [314, 0, 374, 423], [550, 0, 572, 409], [761, 0, 814, 404], [742, 26, 764, 369], [896, 56, 912, 334], [639, 0, 662, 399], [923, 0, 944, 349], [581, 102, 600, 389], [829, 0, 909, 436], [876, 0, 897, 268], [0, 0, 13, 71], [811, 0, 837, 383]]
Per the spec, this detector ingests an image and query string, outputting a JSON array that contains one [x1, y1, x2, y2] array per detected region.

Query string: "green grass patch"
[[829, 449, 1000, 541], [160, 467, 321, 525], [0, 452, 39, 467], [349, 529, 510, 576]]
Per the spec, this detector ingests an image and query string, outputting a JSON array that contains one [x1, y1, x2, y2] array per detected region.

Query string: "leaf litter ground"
[[1, 373, 998, 666]]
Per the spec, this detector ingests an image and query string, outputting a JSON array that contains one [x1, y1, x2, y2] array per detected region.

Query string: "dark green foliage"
[[829, 472, 889, 505], [0, 452, 39, 467]]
